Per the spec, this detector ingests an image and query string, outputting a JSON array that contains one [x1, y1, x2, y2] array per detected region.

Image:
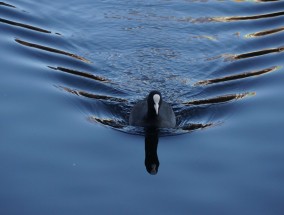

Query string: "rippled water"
[[1, 0, 284, 214]]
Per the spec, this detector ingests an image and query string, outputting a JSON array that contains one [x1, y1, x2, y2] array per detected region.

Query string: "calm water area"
[[1, 0, 284, 214]]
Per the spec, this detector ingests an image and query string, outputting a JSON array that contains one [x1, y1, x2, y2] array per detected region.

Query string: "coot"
[[129, 91, 176, 128]]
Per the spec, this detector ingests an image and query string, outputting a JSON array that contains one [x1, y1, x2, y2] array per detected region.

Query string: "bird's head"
[[147, 90, 162, 116]]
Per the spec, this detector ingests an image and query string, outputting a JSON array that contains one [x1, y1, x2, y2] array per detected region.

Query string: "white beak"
[[153, 94, 160, 115], [154, 103, 159, 115]]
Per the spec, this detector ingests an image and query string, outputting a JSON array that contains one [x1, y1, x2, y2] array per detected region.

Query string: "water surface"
[[1, 0, 284, 214]]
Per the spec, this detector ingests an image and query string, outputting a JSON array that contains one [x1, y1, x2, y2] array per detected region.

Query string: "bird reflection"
[[144, 128, 160, 175]]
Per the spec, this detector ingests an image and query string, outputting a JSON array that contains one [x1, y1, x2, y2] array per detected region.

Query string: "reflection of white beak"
[[154, 103, 159, 115]]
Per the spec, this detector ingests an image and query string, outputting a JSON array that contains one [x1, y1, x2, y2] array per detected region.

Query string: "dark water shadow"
[[0, 2, 16, 8], [15, 39, 90, 63], [0, 18, 51, 33], [195, 66, 280, 86], [213, 11, 284, 22], [246, 26, 284, 38]]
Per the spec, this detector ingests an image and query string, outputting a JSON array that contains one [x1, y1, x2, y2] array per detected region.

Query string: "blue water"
[[1, 0, 284, 214]]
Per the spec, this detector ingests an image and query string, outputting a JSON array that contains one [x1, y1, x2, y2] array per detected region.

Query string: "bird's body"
[[129, 91, 176, 128]]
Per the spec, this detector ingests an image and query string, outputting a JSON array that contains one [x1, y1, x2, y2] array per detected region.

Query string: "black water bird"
[[129, 90, 176, 128]]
